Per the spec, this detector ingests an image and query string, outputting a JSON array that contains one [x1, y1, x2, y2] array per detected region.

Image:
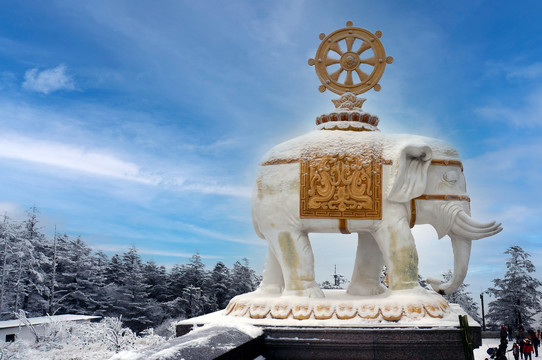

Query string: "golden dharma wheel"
[[308, 21, 393, 95]]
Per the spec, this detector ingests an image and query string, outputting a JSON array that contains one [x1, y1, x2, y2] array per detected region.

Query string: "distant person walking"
[[530, 329, 540, 357], [501, 325, 509, 342], [537, 329, 541, 355], [511, 343, 521, 360]]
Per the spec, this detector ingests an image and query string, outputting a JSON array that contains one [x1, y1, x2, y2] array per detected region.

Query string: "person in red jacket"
[[524, 338, 534, 360]]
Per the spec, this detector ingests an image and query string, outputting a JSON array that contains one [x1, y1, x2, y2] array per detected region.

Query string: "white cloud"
[[22, 64, 75, 94], [0, 202, 24, 218], [89, 243, 220, 259], [182, 182, 252, 198], [465, 142, 542, 186], [474, 88, 542, 128], [506, 62, 542, 81], [176, 221, 264, 246], [0, 135, 158, 184], [0, 134, 253, 199]]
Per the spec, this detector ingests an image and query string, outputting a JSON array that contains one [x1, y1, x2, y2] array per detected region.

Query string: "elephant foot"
[[283, 285, 325, 298], [347, 281, 387, 296], [254, 283, 284, 295]]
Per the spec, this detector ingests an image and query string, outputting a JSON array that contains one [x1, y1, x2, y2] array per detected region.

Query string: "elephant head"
[[387, 142, 502, 295]]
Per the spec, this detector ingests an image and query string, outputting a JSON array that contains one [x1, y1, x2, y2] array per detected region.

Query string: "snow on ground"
[[187, 321, 263, 339], [109, 323, 262, 360]]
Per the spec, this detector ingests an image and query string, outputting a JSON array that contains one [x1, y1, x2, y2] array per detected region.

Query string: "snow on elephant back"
[[224, 114, 501, 323]]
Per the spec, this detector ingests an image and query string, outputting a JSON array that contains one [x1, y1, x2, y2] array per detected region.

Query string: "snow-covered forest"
[[2, 206, 542, 360], [0, 207, 261, 332], [486, 246, 542, 328]]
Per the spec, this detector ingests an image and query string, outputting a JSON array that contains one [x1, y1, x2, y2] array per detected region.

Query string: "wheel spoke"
[[356, 41, 371, 55], [359, 56, 376, 66], [325, 58, 340, 66], [345, 36, 355, 52], [345, 70, 353, 86], [330, 67, 344, 81], [355, 68, 369, 82], [330, 42, 343, 56]]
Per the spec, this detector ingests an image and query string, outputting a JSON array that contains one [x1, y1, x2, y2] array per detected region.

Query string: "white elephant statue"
[[252, 125, 501, 299]]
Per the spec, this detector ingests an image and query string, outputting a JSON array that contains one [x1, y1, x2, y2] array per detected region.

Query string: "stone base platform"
[[261, 326, 481, 360], [176, 304, 481, 360]]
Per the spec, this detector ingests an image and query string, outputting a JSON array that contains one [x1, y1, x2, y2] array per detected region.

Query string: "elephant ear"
[[388, 145, 433, 203]]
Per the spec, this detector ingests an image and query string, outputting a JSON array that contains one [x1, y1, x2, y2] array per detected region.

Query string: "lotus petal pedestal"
[[225, 289, 450, 322]]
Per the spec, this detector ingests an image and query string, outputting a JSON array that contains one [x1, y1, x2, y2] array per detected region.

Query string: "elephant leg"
[[347, 232, 387, 296], [373, 219, 419, 291], [268, 230, 324, 298], [255, 245, 284, 294]]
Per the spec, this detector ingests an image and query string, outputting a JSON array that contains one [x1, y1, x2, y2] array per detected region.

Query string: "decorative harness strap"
[[409, 194, 471, 229]]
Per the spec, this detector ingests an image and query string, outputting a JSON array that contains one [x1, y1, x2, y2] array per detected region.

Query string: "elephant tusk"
[[451, 222, 502, 240], [455, 216, 502, 234], [457, 211, 497, 229], [451, 211, 502, 240]]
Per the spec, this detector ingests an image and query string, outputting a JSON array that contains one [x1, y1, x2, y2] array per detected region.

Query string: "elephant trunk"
[[427, 234, 471, 295], [427, 208, 502, 295]]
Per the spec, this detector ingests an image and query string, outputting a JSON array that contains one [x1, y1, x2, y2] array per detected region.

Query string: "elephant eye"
[[443, 170, 458, 184]]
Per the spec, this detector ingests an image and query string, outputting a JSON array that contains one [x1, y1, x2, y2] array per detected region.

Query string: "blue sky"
[[1, 0, 541, 304]]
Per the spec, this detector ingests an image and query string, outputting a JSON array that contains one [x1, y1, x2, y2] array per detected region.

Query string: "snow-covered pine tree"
[[116, 246, 162, 332], [100, 253, 127, 318], [42, 231, 69, 315], [47, 226, 58, 315], [142, 260, 169, 303], [53, 235, 99, 315], [168, 253, 208, 296], [182, 252, 208, 290], [229, 258, 259, 298], [167, 252, 210, 318], [179, 284, 207, 318], [91, 250, 111, 317], [13, 207, 48, 314], [0, 214, 19, 318], [206, 261, 231, 311], [440, 270, 481, 323], [486, 246, 542, 328], [140, 260, 169, 329]]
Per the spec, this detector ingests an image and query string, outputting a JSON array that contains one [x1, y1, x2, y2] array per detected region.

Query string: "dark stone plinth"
[[175, 310, 481, 360], [262, 326, 481, 360]]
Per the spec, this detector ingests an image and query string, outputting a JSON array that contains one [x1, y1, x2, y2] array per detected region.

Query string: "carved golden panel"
[[300, 153, 382, 219]]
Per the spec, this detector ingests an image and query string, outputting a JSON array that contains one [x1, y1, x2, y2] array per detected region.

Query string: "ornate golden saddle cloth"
[[300, 151, 384, 219]]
